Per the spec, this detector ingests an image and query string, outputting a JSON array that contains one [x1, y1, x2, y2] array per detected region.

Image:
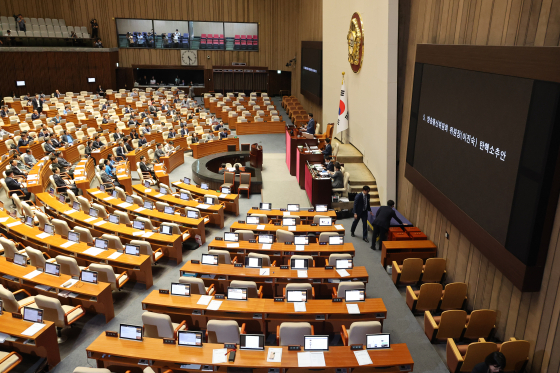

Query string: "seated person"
[[52, 166, 79, 195], [23, 149, 37, 168], [13, 153, 30, 172], [138, 134, 148, 146], [154, 143, 165, 162], [138, 155, 156, 179], [167, 128, 177, 138], [234, 164, 241, 175], [9, 158, 27, 180], [50, 136, 62, 148], [219, 163, 227, 175], [179, 124, 189, 137], [329, 162, 344, 189], [38, 127, 51, 138], [322, 138, 332, 159], [100, 103, 108, 112], [43, 137, 57, 154], [125, 138, 134, 152], [141, 124, 151, 135], [191, 132, 199, 144], [219, 129, 228, 140], [129, 128, 140, 139], [5, 169, 31, 201], [31, 110, 40, 120], [17, 133, 31, 149], [0, 106, 8, 118], [115, 141, 128, 161], [59, 130, 74, 146], [325, 156, 335, 172], [52, 114, 62, 124], [113, 128, 125, 141], [164, 141, 175, 154], [92, 136, 102, 149]]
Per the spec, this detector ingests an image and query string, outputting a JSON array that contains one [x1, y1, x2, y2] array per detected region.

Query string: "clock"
[[181, 50, 198, 66], [347, 12, 364, 73]]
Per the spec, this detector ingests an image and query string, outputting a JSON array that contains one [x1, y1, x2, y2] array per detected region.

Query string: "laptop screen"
[[183, 177, 190, 184], [23, 307, 43, 323], [304, 335, 329, 351], [180, 192, 190, 201], [80, 270, 98, 284], [286, 289, 307, 303], [291, 258, 308, 269], [345, 289, 365, 302], [44, 223, 54, 235], [45, 262, 60, 276], [294, 236, 309, 245], [201, 254, 218, 265], [187, 210, 199, 219], [329, 236, 344, 245], [58, 194, 65, 203], [287, 204, 300, 212], [258, 234, 273, 244], [73, 201, 81, 211], [13, 253, 26, 267], [160, 225, 173, 235], [125, 244, 140, 256], [68, 231, 80, 243], [120, 324, 143, 341], [89, 208, 98, 218], [259, 203, 271, 210], [178, 330, 202, 347], [245, 257, 262, 268], [159, 187, 167, 195], [240, 334, 265, 350], [246, 216, 259, 225], [108, 214, 120, 224], [95, 238, 108, 250], [133, 221, 145, 230], [126, 195, 134, 204], [221, 187, 230, 194], [227, 287, 247, 300], [204, 197, 214, 205], [319, 217, 332, 226], [336, 258, 353, 269], [144, 180, 150, 188], [164, 206, 174, 214], [366, 334, 390, 350], [315, 204, 328, 212], [201, 183, 209, 190], [171, 283, 190, 296], [224, 232, 239, 242], [99, 185, 105, 192], [282, 218, 296, 226], [143, 201, 153, 210]]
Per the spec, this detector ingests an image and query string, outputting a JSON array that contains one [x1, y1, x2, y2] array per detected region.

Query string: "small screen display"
[[201, 254, 218, 265], [183, 177, 190, 184], [224, 232, 239, 242], [294, 236, 308, 245], [88, 78, 96, 83], [89, 208, 99, 218], [319, 217, 332, 226], [80, 270, 98, 284], [159, 187, 167, 195], [178, 330, 202, 347], [120, 324, 143, 341], [68, 231, 80, 242], [287, 204, 300, 212], [227, 287, 247, 300], [205, 197, 214, 205], [164, 206, 174, 214], [180, 193, 190, 200], [125, 244, 140, 256], [304, 336, 329, 351], [246, 216, 259, 225], [240, 334, 265, 350], [221, 187, 230, 194], [108, 214, 120, 224], [283, 218, 296, 226], [315, 205, 328, 212], [345, 289, 365, 302], [45, 262, 60, 276], [171, 283, 191, 296], [201, 183, 209, 190], [73, 201, 80, 211], [336, 259, 353, 269], [23, 307, 43, 323], [133, 221, 145, 230], [258, 235, 273, 244], [245, 257, 262, 268], [16, 81, 26, 87], [366, 334, 390, 350], [126, 195, 134, 204], [329, 236, 344, 245], [160, 225, 173, 235], [259, 203, 271, 210], [291, 258, 308, 269], [187, 210, 199, 219], [144, 201, 153, 209], [44, 224, 54, 235], [13, 253, 26, 266], [95, 238, 108, 249], [286, 290, 307, 303]]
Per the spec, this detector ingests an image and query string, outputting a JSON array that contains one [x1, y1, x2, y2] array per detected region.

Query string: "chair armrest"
[[64, 305, 84, 325], [406, 286, 417, 312], [509, 337, 517, 341], [424, 311, 438, 342], [332, 287, 338, 298], [446, 338, 463, 373], [340, 325, 349, 346], [478, 338, 487, 342], [271, 260, 277, 267], [0, 351, 21, 371], [232, 256, 238, 264], [240, 323, 246, 334], [42, 252, 52, 259], [391, 260, 401, 285], [116, 271, 129, 289], [152, 248, 163, 262], [206, 283, 215, 295], [258, 286, 263, 298], [276, 325, 280, 345], [13, 289, 32, 298], [311, 287, 315, 299], [173, 320, 187, 339], [312, 260, 315, 267], [311, 325, 314, 335]]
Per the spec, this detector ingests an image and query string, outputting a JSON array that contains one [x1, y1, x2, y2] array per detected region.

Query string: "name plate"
[[325, 266, 334, 270], [11, 313, 22, 319], [159, 289, 169, 294], [238, 220, 245, 224], [284, 242, 293, 245], [234, 263, 243, 268], [252, 207, 259, 210], [191, 260, 200, 264], [311, 223, 317, 226], [280, 265, 289, 269], [308, 209, 314, 212], [163, 338, 176, 345], [288, 346, 301, 351], [332, 298, 343, 302], [105, 331, 118, 337], [249, 239, 257, 243], [224, 343, 236, 349], [215, 294, 225, 299], [274, 297, 285, 302], [319, 242, 327, 245], [351, 345, 363, 350], [215, 237, 223, 241]]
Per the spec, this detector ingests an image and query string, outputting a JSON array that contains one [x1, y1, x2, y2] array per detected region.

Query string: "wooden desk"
[[180, 262, 368, 298], [87, 188, 203, 244], [26, 160, 52, 196], [305, 162, 332, 208], [235, 121, 286, 135], [19, 141, 47, 160], [142, 291, 387, 335], [172, 181, 239, 216], [297, 149, 325, 189], [207, 239, 355, 266], [161, 149, 184, 173], [285, 128, 319, 176], [115, 162, 132, 194], [0, 314, 60, 369], [90, 144, 117, 165], [191, 137, 240, 159], [59, 142, 82, 164], [0, 209, 153, 288], [133, 184, 225, 228], [127, 144, 156, 172], [229, 222, 345, 237], [73, 159, 96, 198], [37, 192, 184, 263], [381, 240, 438, 268], [153, 163, 169, 186], [0, 257, 114, 322], [86, 334, 413, 371], [246, 208, 337, 223]]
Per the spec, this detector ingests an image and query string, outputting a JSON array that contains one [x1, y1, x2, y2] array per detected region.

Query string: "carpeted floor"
[[10, 97, 448, 373]]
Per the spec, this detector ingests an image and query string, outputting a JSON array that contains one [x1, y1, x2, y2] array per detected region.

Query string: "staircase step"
[[349, 185, 377, 193]]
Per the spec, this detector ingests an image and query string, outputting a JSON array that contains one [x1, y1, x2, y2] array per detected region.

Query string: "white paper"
[[154, 193, 164, 198], [64, 209, 78, 214], [134, 207, 146, 212], [212, 348, 228, 364], [0, 332, 9, 343], [335, 224, 344, 230], [297, 352, 326, 367], [6, 221, 21, 227], [84, 217, 97, 223], [90, 190, 102, 195], [60, 279, 79, 288], [103, 196, 115, 201], [267, 347, 283, 362], [145, 188, 152, 193], [283, 211, 290, 216], [107, 252, 122, 260], [23, 270, 42, 279], [256, 225, 265, 230], [74, 177, 86, 181], [21, 323, 47, 336], [172, 181, 181, 185], [118, 202, 133, 208], [83, 247, 104, 256], [142, 232, 154, 238], [219, 194, 227, 198], [288, 226, 296, 231], [60, 241, 76, 248], [226, 243, 239, 248], [294, 302, 307, 312], [207, 300, 222, 310], [354, 350, 373, 366], [197, 295, 212, 305], [261, 244, 272, 250], [295, 245, 305, 251], [336, 269, 350, 277], [297, 270, 308, 278], [93, 221, 106, 226], [196, 204, 210, 209], [36, 232, 51, 239], [346, 304, 361, 314], [259, 268, 270, 276], [132, 231, 144, 236], [0, 217, 9, 223]]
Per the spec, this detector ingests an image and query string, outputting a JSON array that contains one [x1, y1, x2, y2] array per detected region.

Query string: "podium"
[[250, 143, 263, 169], [305, 161, 332, 207]]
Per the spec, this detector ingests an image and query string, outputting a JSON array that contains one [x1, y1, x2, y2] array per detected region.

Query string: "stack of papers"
[[256, 225, 265, 230], [60, 241, 76, 248], [21, 323, 46, 337], [219, 194, 227, 198], [335, 224, 344, 230], [207, 300, 222, 310], [297, 352, 326, 367], [212, 348, 228, 364], [261, 244, 272, 250], [132, 231, 144, 236], [6, 221, 21, 227], [134, 207, 146, 212], [294, 302, 306, 312], [83, 247, 105, 256], [90, 190, 102, 195], [84, 217, 97, 223], [297, 270, 308, 278], [2, 275, 16, 281], [197, 295, 212, 305], [283, 212, 290, 216], [34, 284, 51, 292], [117, 202, 133, 208], [295, 245, 305, 251], [23, 270, 42, 279], [288, 226, 296, 231], [64, 209, 78, 214], [0, 217, 9, 223], [142, 232, 154, 238], [145, 188, 152, 193], [107, 252, 122, 260], [60, 279, 79, 288], [0, 332, 10, 343], [354, 350, 373, 365], [226, 243, 239, 248], [197, 204, 210, 209], [336, 269, 350, 277], [93, 221, 106, 226], [346, 304, 360, 314], [154, 193, 164, 198], [103, 196, 115, 201], [36, 232, 51, 239]]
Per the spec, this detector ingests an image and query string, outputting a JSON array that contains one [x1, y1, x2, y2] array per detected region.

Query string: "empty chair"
[[277, 322, 313, 346], [328, 253, 352, 266], [88, 263, 128, 291], [77, 196, 91, 212], [114, 187, 127, 200], [25, 247, 56, 268], [34, 295, 85, 341], [135, 217, 154, 230], [332, 281, 365, 298], [284, 283, 314, 299], [0, 237, 26, 259], [238, 173, 251, 198], [446, 339, 498, 373], [221, 172, 235, 190], [276, 229, 294, 243], [74, 226, 93, 245], [0, 286, 36, 313], [208, 249, 236, 264], [318, 232, 339, 243], [130, 240, 162, 264], [392, 258, 424, 286], [290, 255, 314, 268], [424, 310, 468, 343], [142, 311, 187, 339], [100, 234, 123, 250], [91, 203, 108, 219], [52, 219, 71, 237], [247, 252, 275, 267], [178, 276, 215, 295], [341, 321, 382, 346], [229, 280, 262, 298], [406, 282, 443, 314], [498, 338, 530, 373], [440, 282, 468, 311], [463, 309, 497, 340], [235, 229, 255, 241], [113, 210, 131, 225], [55, 255, 86, 277], [207, 320, 244, 344], [421, 258, 447, 283]]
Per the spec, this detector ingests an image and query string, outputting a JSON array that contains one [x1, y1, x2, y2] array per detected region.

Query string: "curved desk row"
[[172, 181, 239, 215], [229, 222, 345, 237], [191, 137, 240, 159], [246, 208, 337, 223]]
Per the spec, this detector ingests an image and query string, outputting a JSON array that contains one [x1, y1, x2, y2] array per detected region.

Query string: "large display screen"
[[300, 41, 322, 105]]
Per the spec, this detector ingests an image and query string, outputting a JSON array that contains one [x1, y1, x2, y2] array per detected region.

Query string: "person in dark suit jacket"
[[31, 110, 40, 120], [167, 128, 177, 138], [92, 136, 102, 149], [9, 159, 27, 179], [154, 143, 165, 162], [191, 132, 199, 144], [125, 138, 134, 152], [139, 155, 155, 179], [101, 114, 109, 124], [112, 129, 124, 142], [53, 166, 79, 195], [219, 129, 228, 140], [53, 90, 61, 98], [0, 106, 8, 118], [50, 137, 61, 148], [179, 126, 188, 137], [351, 186, 372, 242], [371, 200, 405, 250], [5, 169, 31, 201], [32, 95, 44, 114], [325, 156, 335, 172], [145, 116, 155, 126], [138, 135, 148, 146], [115, 142, 127, 161], [129, 129, 139, 140], [304, 113, 316, 135], [43, 138, 56, 154], [322, 138, 332, 159]]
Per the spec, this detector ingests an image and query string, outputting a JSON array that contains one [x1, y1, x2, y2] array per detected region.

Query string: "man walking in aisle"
[[351, 186, 371, 242]]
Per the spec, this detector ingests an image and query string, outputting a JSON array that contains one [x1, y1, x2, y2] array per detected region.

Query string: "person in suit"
[[141, 124, 151, 136], [97, 85, 104, 97], [304, 113, 316, 135], [50, 136, 61, 148], [125, 138, 134, 152], [322, 138, 332, 159], [140, 109, 148, 118], [179, 125, 189, 137], [31, 110, 40, 120], [160, 100, 168, 112], [154, 143, 165, 162], [167, 128, 177, 138], [17, 133, 31, 149], [124, 105, 132, 114], [148, 102, 156, 114], [113, 128, 124, 142], [101, 114, 109, 124], [191, 132, 199, 144], [100, 103, 108, 112], [129, 129, 139, 140], [138, 155, 156, 179], [371, 200, 406, 250], [92, 136, 102, 149], [164, 141, 174, 154], [5, 169, 31, 201], [32, 94, 44, 115], [60, 130, 74, 145], [43, 138, 56, 154], [23, 149, 37, 168], [53, 90, 61, 98], [115, 141, 127, 161], [471, 352, 506, 373], [218, 163, 227, 175], [13, 153, 29, 172], [145, 115, 155, 126], [0, 106, 8, 118], [188, 84, 194, 99], [219, 129, 228, 140], [325, 156, 335, 172], [350, 186, 372, 242], [138, 135, 148, 146], [53, 166, 79, 195], [10, 158, 27, 179], [329, 163, 343, 189], [52, 114, 62, 124]]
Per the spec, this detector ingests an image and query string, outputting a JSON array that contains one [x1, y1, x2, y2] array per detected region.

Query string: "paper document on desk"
[[346, 304, 360, 314], [336, 269, 349, 277], [297, 352, 326, 367], [117, 202, 132, 208], [259, 268, 270, 276], [297, 270, 308, 278], [132, 231, 143, 236], [0, 218, 8, 223], [145, 188, 152, 193], [294, 302, 306, 312], [108, 252, 122, 260], [261, 244, 272, 250], [21, 323, 46, 337], [267, 347, 282, 362], [74, 177, 86, 181], [23, 270, 42, 279], [226, 243, 239, 248], [0, 332, 9, 343], [142, 232, 154, 238], [212, 348, 228, 364], [60, 241, 76, 248], [103, 196, 115, 201], [196, 204, 210, 209], [60, 279, 79, 288], [90, 190, 102, 195], [197, 295, 212, 305], [84, 217, 97, 223], [256, 225, 265, 230], [134, 207, 146, 212], [36, 232, 50, 239], [295, 245, 305, 251], [288, 226, 296, 231], [335, 224, 344, 230], [6, 221, 21, 227], [64, 209, 78, 215], [93, 221, 106, 226], [354, 350, 373, 365], [207, 300, 222, 310], [154, 193, 164, 198], [83, 247, 105, 256], [219, 194, 227, 198], [27, 174, 38, 180]]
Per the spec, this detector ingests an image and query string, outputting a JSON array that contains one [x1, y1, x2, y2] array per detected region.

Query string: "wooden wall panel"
[[397, 1, 560, 371]]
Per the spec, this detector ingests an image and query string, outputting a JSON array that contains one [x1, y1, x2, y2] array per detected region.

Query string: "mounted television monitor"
[[227, 287, 247, 301], [405, 44, 560, 291], [300, 41, 323, 106], [88, 78, 96, 83], [304, 335, 329, 351], [16, 81, 25, 87]]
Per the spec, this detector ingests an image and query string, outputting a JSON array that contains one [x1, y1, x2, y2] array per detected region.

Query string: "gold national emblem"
[[347, 12, 364, 73]]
